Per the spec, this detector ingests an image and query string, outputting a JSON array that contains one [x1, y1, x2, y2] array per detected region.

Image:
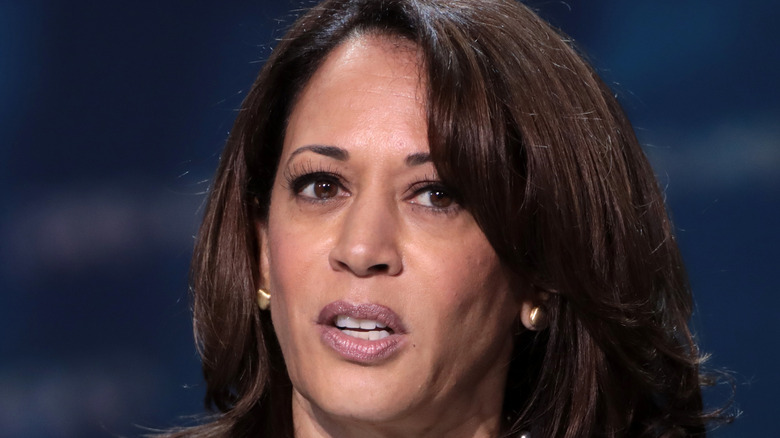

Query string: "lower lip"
[[320, 325, 405, 364]]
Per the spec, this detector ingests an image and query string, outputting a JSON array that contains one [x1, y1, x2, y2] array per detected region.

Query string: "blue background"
[[1, 1, 777, 436]]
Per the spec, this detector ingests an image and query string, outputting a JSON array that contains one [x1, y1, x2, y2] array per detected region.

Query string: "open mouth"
[[333, 315, 395, 341], [319, 301, 406, 363]]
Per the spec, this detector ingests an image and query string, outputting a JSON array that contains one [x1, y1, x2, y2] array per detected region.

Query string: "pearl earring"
[[528, 304, 547, 330], [257, 288, 271, 310]]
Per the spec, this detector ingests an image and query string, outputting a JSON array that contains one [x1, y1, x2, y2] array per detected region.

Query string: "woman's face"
[[260, 35, 525, 434]]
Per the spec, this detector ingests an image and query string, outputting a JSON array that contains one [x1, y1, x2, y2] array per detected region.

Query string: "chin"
[[296, 361, 425, 426]]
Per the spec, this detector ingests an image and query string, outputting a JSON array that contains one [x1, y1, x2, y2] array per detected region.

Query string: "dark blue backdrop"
[[1, 1, 777, 436]]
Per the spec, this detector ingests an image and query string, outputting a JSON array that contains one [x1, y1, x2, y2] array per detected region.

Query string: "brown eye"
[[410, 186, 457, 211], [297, 176, 344, 200], [428, 190, 453, 208], [313, 181, 338, 199]]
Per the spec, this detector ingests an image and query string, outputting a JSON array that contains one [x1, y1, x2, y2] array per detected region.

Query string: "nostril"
[[368, 263, 389, 273]]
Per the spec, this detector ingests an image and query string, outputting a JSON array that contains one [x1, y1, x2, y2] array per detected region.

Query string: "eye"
[[292, 173, 346, 201], [410, 186, 455, 209]]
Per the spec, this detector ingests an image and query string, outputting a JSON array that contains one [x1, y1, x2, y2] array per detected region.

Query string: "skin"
[[259, 34, 535, 438]]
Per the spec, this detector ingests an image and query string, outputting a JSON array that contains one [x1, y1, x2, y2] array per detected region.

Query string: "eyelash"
[[284, 164, 461, 214]]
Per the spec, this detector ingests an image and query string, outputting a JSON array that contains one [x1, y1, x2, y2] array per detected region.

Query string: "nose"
[[328, 193, 403, 277]]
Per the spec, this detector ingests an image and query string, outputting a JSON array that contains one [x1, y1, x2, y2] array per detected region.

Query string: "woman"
[[175, 0, 727, 436]]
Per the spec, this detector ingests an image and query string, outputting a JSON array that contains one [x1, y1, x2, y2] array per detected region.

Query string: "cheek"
[[266, 225, 324, 389], [405, 240, 518, 398], [415, 234, 518, 342], [266, 198, 328, 291], [452, 259, 516, 333], [265, 204, 334, 322], [266, 222, 318, 310], [265, 212, 310, 340]]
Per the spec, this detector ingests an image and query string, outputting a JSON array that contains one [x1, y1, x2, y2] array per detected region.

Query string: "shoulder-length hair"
[[180, 0, 723, 436]]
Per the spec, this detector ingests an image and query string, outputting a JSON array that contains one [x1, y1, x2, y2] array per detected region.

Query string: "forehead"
[[283, 35, 428, 160]]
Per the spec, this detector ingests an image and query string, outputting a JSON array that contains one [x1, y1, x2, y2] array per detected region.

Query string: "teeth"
[[359, 319, 376, 330], [342, 329, 391, 341], [334, 315, 392, 340], [335, 315, 361, 329], [335, 315, 386, 330]]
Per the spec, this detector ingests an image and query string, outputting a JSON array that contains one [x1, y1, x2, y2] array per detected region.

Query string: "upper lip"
[[318, 300, 407, 334]]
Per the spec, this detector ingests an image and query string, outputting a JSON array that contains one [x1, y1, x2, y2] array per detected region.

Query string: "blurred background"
[[1, 0, 776, 436]]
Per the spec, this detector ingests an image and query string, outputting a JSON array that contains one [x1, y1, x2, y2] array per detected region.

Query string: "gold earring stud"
[[529, 305, 547, 330], [257, 288, 271, 311]]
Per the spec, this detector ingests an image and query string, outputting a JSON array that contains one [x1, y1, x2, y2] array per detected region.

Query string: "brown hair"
[[176, 0, 729, 436]]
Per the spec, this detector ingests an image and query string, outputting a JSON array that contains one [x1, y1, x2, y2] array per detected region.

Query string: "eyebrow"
[[405, 152, 431, 166], [287, 145, 349, 164], [286, 145, 431, 167]]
